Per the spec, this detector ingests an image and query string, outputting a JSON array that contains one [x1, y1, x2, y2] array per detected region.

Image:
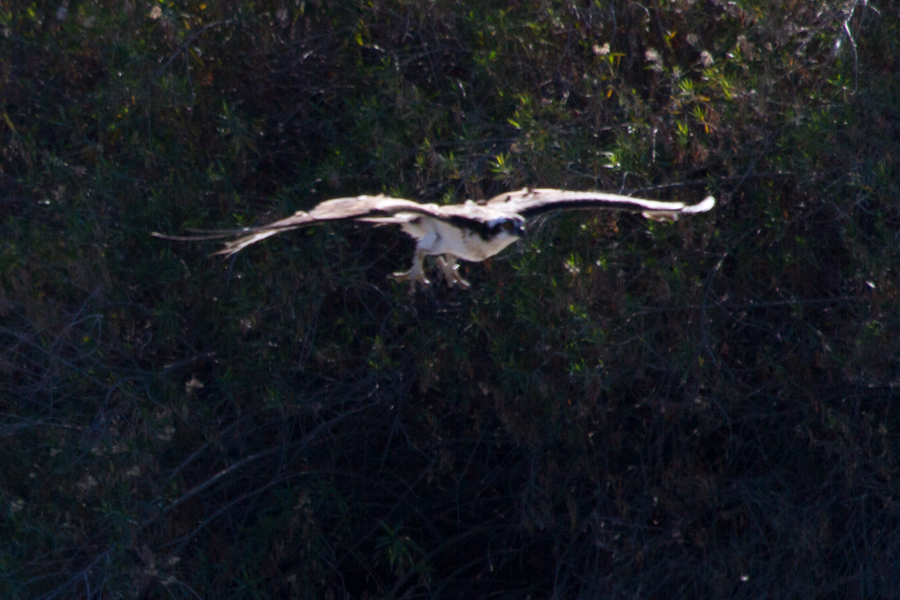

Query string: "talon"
[[391, 269, 430, 293], [392, 251, 430, 293], [390, 270, 429, 284], [436, 256, 471, 289]]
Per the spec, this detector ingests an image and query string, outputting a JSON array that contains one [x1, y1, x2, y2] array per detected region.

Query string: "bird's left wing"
[[484, 188, 715, 221]]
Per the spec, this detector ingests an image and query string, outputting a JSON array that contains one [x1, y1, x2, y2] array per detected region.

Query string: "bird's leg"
[[436, 256, 471, 289], [391, 249, 430, 293]]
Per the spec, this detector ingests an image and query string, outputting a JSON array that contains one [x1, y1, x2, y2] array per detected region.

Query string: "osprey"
[[154, 188, 714, 290]]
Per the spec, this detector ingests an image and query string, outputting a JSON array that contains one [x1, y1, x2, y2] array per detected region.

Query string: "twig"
[[146, 20, 232, 89], [631, 171, 793, 196], [631, 295, 859, 316], [159, 350, 216, 375]]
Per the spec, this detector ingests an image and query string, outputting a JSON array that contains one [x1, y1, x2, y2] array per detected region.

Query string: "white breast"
[[400, 216, 520, 262]]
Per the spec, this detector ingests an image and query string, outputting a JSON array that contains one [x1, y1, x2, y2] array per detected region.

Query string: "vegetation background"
[[2, 0, 899, 598]]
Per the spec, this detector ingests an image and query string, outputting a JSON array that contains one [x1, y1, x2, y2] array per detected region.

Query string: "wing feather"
[[484, 188, 715, 221], [206, 195, 453, 256]]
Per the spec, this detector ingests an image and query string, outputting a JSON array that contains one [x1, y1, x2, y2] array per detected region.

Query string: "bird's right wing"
[[154, 195, 447, 257]]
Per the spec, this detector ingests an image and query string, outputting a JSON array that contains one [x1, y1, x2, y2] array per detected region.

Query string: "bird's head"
[[487, 216, 526, 240]]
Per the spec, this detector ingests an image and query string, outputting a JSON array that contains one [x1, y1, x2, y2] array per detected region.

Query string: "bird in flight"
[[154, 188, 714, 291]]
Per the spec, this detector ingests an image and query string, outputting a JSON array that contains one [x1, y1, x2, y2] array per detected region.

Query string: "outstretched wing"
[[484, 188, 715, 222], [156, 195, 457, 257]]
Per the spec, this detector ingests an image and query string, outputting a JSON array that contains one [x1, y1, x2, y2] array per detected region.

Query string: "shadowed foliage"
[[2, 1, 900, 598]]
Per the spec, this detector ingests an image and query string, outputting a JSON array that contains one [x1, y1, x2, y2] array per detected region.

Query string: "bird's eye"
[[502, 221, 513, 231]]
